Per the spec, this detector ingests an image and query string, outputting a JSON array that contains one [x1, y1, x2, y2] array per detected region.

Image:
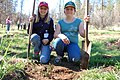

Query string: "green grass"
[[0, 28, 27, 79], [89, 38, 120, 68], [0, 26, 120, 79], [0, 60, 25, 79], [77, 68, 119, 80]]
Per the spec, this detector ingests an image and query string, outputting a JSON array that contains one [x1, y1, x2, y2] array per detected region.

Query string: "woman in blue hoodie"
[[28, 1, 54, 64]]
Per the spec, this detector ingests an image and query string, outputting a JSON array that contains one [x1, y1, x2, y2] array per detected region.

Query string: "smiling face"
[[64, 6, 75, 17], [39, 6, 48, 17]]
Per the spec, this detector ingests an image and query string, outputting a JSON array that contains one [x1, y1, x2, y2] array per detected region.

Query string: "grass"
[[0, 26, 120, 79], [78, 68, 119, 80], [89, 38, 120, 68]]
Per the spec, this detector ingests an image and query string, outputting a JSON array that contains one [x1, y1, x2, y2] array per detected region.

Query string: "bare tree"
[[90, 0, 115, 29], [114, 0, 120, 26], [0, 0, 14, 25], [20, 0, 24, 23], [75, 0, 82, 18], [13, 0, 18, 12]]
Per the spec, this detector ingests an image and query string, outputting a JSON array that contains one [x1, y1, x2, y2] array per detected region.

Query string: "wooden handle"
[[27, 0, 36, 58], [85, 0, 89, 52]]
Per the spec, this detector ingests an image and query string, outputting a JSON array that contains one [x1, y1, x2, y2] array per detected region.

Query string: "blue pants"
[[53, 38, 81, 62], [30, 34, 51, 64], [6, 24, 10, 31]]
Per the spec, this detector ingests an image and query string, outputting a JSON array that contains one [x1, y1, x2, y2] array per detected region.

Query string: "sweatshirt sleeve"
[[48, 18, 54, 42], [27, 23, 35, 34], [27, 23, 30, 34]]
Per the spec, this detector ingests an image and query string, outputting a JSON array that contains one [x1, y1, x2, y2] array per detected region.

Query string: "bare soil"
[[2, 54, 117, 80], [3, 57, 81, 80]]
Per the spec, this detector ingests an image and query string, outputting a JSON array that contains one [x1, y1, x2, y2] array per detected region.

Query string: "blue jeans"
[[53, 38, 81, 62], [30, 34, 51, 64], [6, 24, 10, 31]]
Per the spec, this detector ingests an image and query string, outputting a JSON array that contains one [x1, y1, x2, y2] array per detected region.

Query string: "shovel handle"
[[27, 0, 36, 59], [85, 0, 89, 52]]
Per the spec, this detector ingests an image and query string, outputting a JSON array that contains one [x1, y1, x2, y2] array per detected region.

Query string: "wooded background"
[[0, 0, 120, 29]]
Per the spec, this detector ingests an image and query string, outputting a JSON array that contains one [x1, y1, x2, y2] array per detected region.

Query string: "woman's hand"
[[58, 34, 70, 44], [29, 16, 34, 22], [62, 38, 70, 44], [42, 39, 49, 45], [84, 15, 90, 23]]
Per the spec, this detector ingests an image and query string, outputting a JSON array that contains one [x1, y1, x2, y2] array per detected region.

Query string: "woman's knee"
[[67, 43, 81, 62], [68, 50, 81, 62], [40, 55, 50, 64], [53, 38, 63, 49], [73, 56, 81, 62], [68, 53, 81, 62], [30, 34, 40, 44]]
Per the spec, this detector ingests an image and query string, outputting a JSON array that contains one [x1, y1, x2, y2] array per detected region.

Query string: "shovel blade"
[[80, 40, 92, 69]]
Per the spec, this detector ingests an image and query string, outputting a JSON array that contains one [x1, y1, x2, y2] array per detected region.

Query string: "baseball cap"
[[64, 1, 76, 9], [39, 1, 48, 8]]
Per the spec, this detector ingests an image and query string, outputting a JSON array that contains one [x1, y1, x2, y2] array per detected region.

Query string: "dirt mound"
[[2, 54, 117, 80], [23, 59, 81, 80], [3, 58, 81, 80]]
